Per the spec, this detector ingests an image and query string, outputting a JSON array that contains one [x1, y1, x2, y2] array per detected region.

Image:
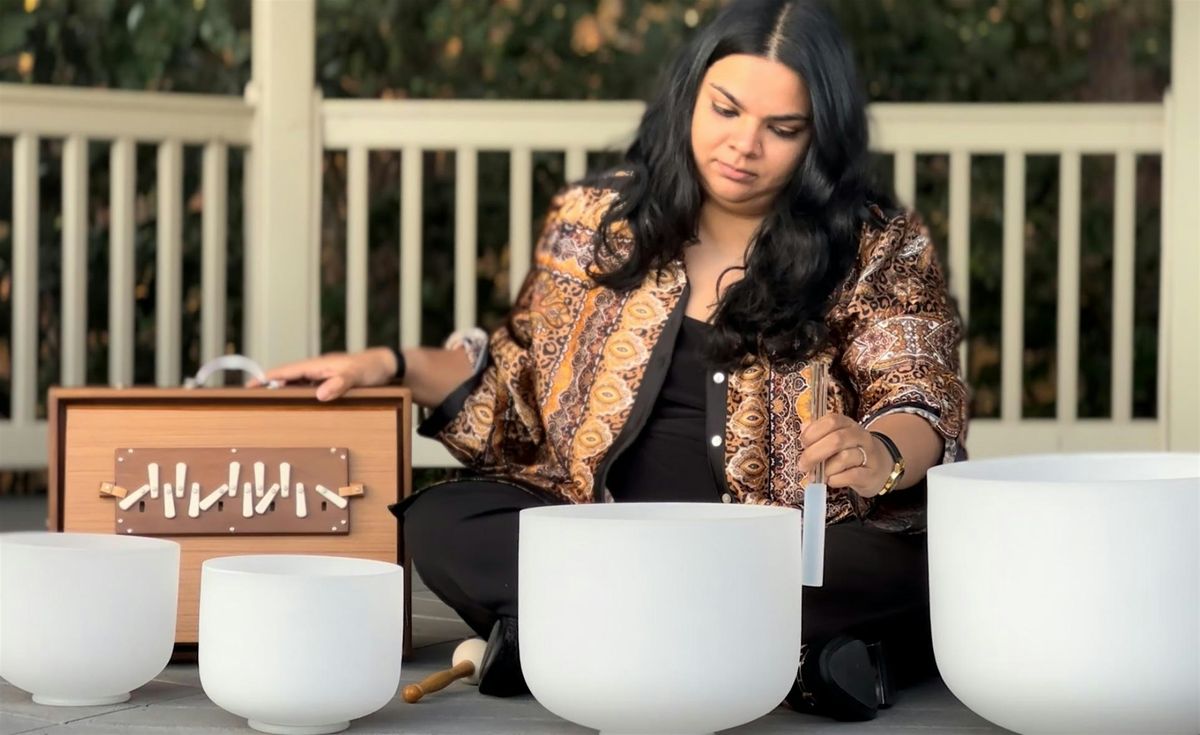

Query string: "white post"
[[11, 134, 38, 424], [61, 135, 88, 387], [1162, 0, 1200, 451], [246, 0, 318, 367]]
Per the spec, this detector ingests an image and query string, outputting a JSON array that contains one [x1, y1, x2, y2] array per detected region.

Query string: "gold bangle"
[[870, 431, 905, 496], [876, 458, 905, 496]]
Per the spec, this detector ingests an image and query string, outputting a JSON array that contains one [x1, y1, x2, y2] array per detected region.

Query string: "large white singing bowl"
[[0, 532, 180, 706], [928, 452, 1200, 735], [199, 555, 404, 735], [519, 503, 805, 735]]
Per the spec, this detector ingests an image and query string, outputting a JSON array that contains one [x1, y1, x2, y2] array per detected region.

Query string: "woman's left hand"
[[799, 413, 892, 498]]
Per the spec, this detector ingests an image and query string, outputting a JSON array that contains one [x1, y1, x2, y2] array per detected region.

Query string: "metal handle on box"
[[184, 354, 282, 389]]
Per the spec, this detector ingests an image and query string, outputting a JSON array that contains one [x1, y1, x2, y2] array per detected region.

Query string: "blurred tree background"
[[0, 0, 1172, 493]]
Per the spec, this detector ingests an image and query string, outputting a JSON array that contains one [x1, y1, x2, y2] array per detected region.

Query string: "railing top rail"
[[871, 102, 1162, 120], [321, 98, 646, 150], [0, 83, 253, 144], [322, 98, 1163, 154], [1, 83, 1163, 154], [871, 103, 1164, 153]]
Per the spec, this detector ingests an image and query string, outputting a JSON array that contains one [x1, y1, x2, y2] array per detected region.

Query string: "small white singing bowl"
[[199, 555, 404, 735], [928, 452, 1200, 735], [519, 503, 805, 735], [0, 532, 180, 706]]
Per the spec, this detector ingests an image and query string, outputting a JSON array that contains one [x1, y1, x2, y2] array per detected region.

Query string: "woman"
[[261, 0, 968, 722]]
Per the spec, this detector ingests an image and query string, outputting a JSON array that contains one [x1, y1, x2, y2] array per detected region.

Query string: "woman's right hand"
[[250, 347, 399, 402]]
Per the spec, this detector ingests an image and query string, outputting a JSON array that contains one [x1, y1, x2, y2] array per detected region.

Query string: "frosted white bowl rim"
[[521, 502, 797, 524], [201, 553, 401, 578], [0, 531, 179, 554], [928, 451, 1198, 484]]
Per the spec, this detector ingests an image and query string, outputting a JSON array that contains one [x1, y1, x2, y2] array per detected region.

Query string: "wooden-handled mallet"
[[403, 637, 486, 703]]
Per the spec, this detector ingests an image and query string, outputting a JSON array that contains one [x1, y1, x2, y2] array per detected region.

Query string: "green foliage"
[[314, 0, 719, 100], [0, 0, 250, 92]]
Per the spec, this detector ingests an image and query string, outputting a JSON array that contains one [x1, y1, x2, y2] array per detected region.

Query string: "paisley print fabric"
[[427, 184, 968, 532]]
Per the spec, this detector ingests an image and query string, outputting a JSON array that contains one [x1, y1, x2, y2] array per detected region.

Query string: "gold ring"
[[856, 445, 868, 468]]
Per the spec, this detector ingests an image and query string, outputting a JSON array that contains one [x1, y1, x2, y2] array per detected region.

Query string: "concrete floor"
[[1, 494, 1010, 734]]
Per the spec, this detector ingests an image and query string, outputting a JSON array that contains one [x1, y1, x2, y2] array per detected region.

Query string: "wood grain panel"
[[50, 388, 412, 653]]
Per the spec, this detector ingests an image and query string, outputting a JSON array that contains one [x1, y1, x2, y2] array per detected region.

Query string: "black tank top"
[[606, 316, 722, 503]]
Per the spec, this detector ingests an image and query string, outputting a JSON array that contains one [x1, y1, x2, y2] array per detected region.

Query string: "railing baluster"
[[948, 150, 971, 373], [893, 149, 916, 209], [509, 147, 533, 304], [1112, 150, 1136, 421], [565, 146, 587, 182], [1056, 152, 1082, 423], [156, 140, 183, 387], [61, 134, 88, 387], [241, 148, 255, 356], [308, 89, 324, 359], [109, 138, 136, 386], [1001, 151, 1026, 422], [346, 145, 369, 352], [455, 147, 478, 332], [12, 133, 38, 422], [201, 141, 229, 372], [400, 146, 423, 348]]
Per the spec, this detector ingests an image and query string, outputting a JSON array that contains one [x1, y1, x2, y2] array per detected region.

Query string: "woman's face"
[[690, 53, 813, 217]]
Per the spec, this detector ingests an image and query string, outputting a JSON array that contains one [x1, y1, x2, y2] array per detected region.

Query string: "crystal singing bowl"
[[928, 452, 1200, 735], [519, 503, 806, 735], [0, 531, 180, 706], [199, 555, 404, 735]]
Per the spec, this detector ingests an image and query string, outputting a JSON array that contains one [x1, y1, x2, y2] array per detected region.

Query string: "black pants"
[[399, 479, 934, 684]]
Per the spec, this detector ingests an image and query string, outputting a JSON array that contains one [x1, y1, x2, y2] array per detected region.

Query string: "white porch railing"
[[1, 0, 1197, 471], [877, 104, 1175, 458], [0, 84, 254, 468], [322, 101, 1176, 466]]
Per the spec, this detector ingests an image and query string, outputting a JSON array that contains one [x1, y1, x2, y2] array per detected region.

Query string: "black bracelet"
[[870, 431, 902, 465], [387, 346, 407, 382], [870, 430, 906, 496]]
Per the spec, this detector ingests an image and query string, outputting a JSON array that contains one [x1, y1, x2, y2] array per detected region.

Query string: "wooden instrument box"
[[47, 386, 413, 657]]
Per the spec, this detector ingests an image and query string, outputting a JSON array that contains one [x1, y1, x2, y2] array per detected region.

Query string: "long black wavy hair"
[[588, 0, 897, 368]]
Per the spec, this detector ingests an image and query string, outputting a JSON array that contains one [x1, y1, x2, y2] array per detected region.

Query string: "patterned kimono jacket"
[[420, 184, 969, 533]]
